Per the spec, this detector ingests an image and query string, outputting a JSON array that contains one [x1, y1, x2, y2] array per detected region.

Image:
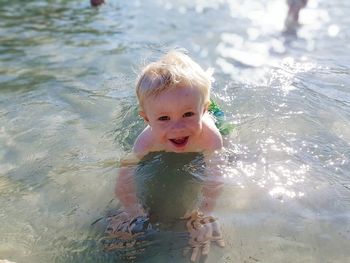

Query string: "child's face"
[[140, 86, 207, 153]]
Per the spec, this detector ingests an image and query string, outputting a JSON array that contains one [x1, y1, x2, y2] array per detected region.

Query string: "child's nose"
[[171, 120, 185, 131]]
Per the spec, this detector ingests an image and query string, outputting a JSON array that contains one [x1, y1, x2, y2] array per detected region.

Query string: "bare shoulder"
[[202, 113, 223, 151], [132, 126, 154, 158]]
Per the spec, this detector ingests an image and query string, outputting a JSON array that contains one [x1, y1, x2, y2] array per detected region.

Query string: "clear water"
[[1, 0, 350, 262]]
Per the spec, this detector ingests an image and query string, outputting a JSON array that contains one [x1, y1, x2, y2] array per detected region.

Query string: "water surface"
[[1, 0, 350, 262]]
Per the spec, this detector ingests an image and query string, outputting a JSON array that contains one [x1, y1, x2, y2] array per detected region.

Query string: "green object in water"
[[208, 100, 222, 114], [208, 100, 235, 135]]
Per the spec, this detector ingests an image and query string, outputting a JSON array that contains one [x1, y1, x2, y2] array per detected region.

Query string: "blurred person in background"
[[91, 0, 104, 7], [285, 0, 308, 31]]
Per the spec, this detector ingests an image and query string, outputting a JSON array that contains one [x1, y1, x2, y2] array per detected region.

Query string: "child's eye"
[[158, 116, 170, 121], [183, 112, 195, 117]]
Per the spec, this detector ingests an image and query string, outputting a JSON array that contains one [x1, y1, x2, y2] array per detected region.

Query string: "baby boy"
[[112, 50, 225, 261]]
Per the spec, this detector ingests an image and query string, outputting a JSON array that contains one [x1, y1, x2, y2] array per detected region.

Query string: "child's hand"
[[105, 206, 148, 237], [181, 210, 225, 262], [102, 209, 153, 252]]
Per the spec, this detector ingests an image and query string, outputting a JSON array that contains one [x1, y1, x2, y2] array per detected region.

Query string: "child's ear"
[[203, 101, 210, 113], [139, 111, 149, 123]]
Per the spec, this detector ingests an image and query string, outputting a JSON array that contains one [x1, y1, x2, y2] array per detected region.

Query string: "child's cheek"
[[186, 117, 202, 130], [155, 122, 170, 133]]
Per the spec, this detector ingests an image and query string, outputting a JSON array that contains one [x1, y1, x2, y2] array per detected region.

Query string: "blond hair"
[[136, 50, 212, 109]]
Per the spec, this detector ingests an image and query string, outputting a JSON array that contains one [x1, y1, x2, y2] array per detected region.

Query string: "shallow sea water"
[[1, 0, 350, 262]]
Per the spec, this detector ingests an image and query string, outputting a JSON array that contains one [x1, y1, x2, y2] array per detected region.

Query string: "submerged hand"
[[102, 209, 152, 251], [181, 210, 225, 262]]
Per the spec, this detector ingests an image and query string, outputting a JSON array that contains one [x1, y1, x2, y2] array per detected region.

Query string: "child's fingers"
[[191, 245, 200, 262], [184, 214, 226, 262], [210, 220, 225, 247], [216, 238, 225, 247], [202, 240, 211, 256]]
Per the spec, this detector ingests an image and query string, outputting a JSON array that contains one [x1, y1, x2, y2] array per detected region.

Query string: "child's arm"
[[114, 153, 145, 216], [199, 151, 225, 214], [114, 128, 153, 216], [198, 119, 224, 214], [105, 133, 153, 242], [182, 151, 226, 262]]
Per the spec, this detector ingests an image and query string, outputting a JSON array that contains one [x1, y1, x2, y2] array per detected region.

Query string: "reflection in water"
[[135, 152, 205, 226]]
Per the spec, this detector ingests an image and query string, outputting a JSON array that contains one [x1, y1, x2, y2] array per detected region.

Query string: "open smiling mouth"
[[169, 136, 189, 148]]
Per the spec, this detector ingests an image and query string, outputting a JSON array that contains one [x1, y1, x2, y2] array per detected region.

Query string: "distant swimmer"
[[90, 0, 105, 7], [285, 0, 308, 31]]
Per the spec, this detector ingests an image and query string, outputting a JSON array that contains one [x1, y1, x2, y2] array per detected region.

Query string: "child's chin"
[[170, 144, 187, 152], [172, 147, 187, 153]]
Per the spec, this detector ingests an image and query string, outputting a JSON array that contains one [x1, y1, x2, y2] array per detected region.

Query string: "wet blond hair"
[[136, 50, 212, 110]]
